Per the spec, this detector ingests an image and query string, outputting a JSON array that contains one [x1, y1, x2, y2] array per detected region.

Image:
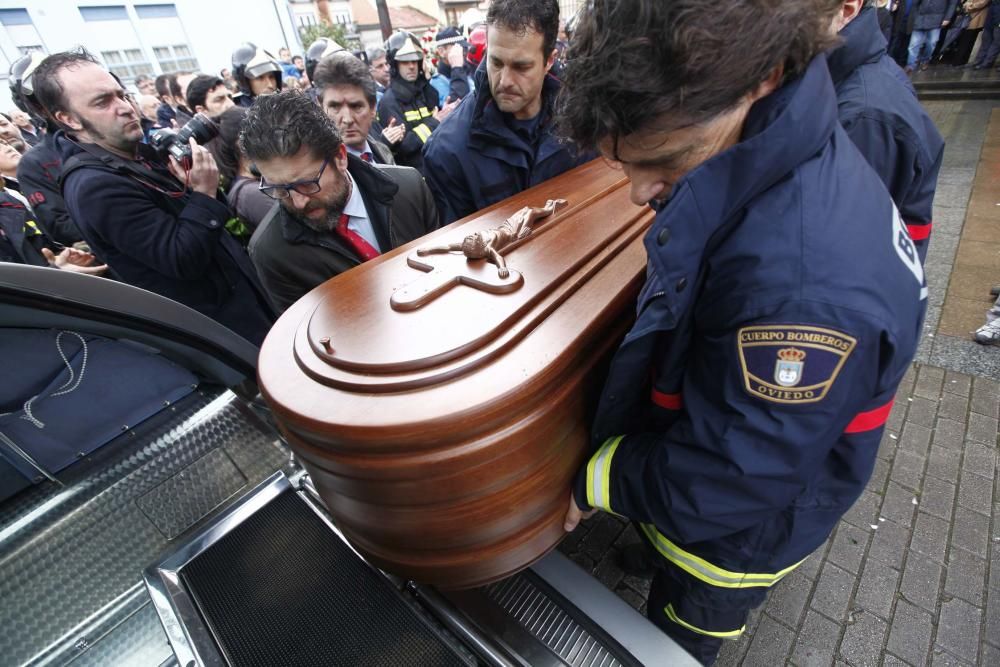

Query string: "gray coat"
[[909, 0, 959, 31], [248, 154, 439, 313]]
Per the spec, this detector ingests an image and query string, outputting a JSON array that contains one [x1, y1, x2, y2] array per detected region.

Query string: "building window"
[[79, 6, 129, 21], [134, 4, 178, 19], [0, 9, 31, 26], [153, 44, 198, 72], [101, 49, 154, 79]]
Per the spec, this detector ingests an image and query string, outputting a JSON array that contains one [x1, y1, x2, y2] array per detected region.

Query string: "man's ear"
[[195, 105, 208, 115], [544, 48, 557, 74], [334, 142, 348, 172], [54, 109, 82, 132]]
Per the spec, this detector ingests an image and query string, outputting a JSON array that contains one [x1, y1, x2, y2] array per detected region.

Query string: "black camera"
[[149, 113, 219, 168]]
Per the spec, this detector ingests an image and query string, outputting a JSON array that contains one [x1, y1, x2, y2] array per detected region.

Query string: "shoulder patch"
[[737, 325, 856, 404]]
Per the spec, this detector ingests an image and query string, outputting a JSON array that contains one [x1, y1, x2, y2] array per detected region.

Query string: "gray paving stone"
[[811, 562, 856, 622], [881, 482, 918, 527], [900, 367, 918, 395], [621, 574, 651, 599], [593, 553, 626, 590], [880, 654, 912, 667], [943, 548, 986, 606], [929, 647, 974, 666], [961, 441, 997, 480], [839, 611, 887, 667], [580, 514, 627, 562], [612, 585, 645, 612], [969, 390, 1000, 420], [934, 598, 982, 664], [910, 512, 950, 564], [868, 458, 890, 494], [929, 335, 1000, 383], [935, 392, 969, 423], [828, 523, 871, 575], [906, 397, 938, 429], [984, 588, 1000, 645], [918, 476, 956, 521], [880, 430, 900, 462], [972, 376, 1000, 399], [927, 446, 962, 482], [950, 507, 990, 558], [765, 570, 814, 629], [943, 371, 972, 398], [914, 367, 945, 401], [956, 468, 992, 516], [844, 490, 882, 530], [891, 450, 926, 492], [868, 519, 910, 570], [887, 402, 908, 434], [933, 418, 966, 450], [798, 543, 829, 581], [901, 551, 943, 612], [886, 600, 933, 667], [965, 412, 998, 446], [854, 559, 899, 619], [791, 610, 842, 667], [716, 637, 747, 667], [980, 644, 1000, 667], [900, 422, 933, 457], [743, 613, 795, 666]]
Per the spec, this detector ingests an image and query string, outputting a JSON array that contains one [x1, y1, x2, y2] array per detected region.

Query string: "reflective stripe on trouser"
[[640, 523, 805, 589], [585, 435, 623, 513], [404, 110, 422, 121], [413, 123, 432, 142], [649, 565, 767, 665], [419, 106, 432, 117]]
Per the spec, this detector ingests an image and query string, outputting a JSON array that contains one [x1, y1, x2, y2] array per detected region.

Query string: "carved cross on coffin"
[[391, 199, 567, 312]]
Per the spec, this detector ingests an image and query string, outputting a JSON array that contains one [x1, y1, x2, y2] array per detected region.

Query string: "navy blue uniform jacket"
[[18, 133, 82, 246], [57, 134, 275, 346], [830, 7, 944, 262], [573, 57, 927, 589], [422, 67, 592, 225]]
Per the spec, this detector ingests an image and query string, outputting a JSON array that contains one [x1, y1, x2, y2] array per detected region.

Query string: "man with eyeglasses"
[[240, 91, 439, 313]]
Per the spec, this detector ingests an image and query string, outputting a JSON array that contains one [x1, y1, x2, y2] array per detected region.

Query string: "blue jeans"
[[908, 28, 941, 67]]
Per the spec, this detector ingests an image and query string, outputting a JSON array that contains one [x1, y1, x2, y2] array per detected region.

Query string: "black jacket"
[[57, 133, 275, 346], [422, 66, 592, 225], [909, 0, 959, 31], [18, 132, 82, 246], [0, 190, 48, 266], [376, 77, 440, 171], [248, 155, 439, 313], [829, 7, 944, 262]]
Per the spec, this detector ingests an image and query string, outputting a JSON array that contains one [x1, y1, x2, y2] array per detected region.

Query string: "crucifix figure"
[[390, 199, 568, 312], [417, 199, 567, 279]]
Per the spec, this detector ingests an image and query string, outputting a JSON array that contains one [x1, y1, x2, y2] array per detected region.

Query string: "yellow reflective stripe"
[[419, 106, 432, 118], [640, 523, 805, 589], [404, 110, 422, 122], [665, 604, 745, 639], [24, 219, 42, 236], [585, 435, 623, 512], [413, 123, 432, 142]]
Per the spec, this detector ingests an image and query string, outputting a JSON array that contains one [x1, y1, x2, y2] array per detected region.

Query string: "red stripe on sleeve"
[[844, 398, 895, 434], [651, 389, 683, 410], [905, 222, 932, 241]]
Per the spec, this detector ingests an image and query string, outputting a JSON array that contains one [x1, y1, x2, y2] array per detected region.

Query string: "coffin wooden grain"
[[257, 160, 654, 589]]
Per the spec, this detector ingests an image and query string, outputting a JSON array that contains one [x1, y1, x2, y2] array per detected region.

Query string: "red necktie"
[[360, 151, 373, 163], [334, 213, 380, 261]]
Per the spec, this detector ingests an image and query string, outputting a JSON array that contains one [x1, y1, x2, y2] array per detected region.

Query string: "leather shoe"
[[618, 542, 660, 578]]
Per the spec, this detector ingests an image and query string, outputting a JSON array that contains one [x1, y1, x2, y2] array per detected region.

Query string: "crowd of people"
[[0, 0, 970, 664], [878, 0, 1000, 71]]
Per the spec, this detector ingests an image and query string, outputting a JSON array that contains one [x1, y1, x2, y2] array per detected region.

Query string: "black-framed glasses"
[[259, 157, 329, 200]]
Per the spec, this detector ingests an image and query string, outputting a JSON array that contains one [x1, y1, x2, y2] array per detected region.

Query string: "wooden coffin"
[[257, 160, 654, 589]]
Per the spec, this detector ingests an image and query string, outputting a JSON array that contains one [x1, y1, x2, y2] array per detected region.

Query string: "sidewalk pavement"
[[558, 96, 1000, 666]]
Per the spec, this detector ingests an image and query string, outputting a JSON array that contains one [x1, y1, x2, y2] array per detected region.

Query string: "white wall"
[[0, 0, 301, 112]]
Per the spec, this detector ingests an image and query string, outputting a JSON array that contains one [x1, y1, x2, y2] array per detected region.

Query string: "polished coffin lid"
[[257, 160, 655, 588]]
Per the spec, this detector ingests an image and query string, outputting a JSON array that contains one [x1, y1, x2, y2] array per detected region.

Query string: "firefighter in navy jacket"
[[560, 2, 928, 664], [829, 4, 944, 263]]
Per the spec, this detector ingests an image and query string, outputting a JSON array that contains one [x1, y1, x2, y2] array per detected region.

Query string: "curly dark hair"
[[313, 52, 377, 108], [239, 90, 342, 163], [557, 0, 842, 152], [487, 0, 560, 58], [31, 49, 101, 121]]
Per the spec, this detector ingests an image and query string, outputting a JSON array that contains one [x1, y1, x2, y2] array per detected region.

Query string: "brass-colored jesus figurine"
[[417, 199, 567, 278]]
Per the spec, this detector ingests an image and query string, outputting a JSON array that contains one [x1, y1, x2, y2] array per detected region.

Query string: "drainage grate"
[[180, 490, 473, 667]]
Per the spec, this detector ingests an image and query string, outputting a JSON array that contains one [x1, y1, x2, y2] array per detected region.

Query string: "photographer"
[[32, 50, 275, 346]]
